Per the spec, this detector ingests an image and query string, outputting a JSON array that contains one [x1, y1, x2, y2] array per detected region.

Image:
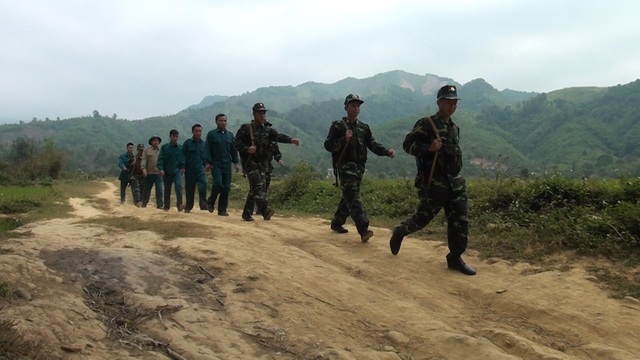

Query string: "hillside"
[[2, 70, 639, 178]]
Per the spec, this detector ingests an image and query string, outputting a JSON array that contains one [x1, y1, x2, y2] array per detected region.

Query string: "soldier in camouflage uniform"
[[389, 85, 476, 276], [234, 102, 300, 221], [118, 142, 135, 204], [324, 94, 395, 242], [253, 121, 283, 216], [129, 144, 146, 207]]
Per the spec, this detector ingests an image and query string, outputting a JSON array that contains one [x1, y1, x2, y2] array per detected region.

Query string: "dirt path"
[[1, 181, 640, 360]]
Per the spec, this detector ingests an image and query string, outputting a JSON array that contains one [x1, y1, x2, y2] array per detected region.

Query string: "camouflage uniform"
[[324, 94, 393, 238], [234, 103, 295, 220], [118, 151, 134, 203], [129, 144, 145, 205], [252, 124, 282, 216], [390, 86, 473, 275]]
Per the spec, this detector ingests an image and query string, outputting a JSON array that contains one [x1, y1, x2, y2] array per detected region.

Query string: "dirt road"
[[2, 182, 639, 359]]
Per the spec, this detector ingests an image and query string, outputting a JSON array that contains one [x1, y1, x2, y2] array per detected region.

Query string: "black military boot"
[[446, 254, 476, 276], [242, 212, 254, 222], [389, 226, 405, 255], [330, 219, 348, 234], [263, 208, 275, 220]]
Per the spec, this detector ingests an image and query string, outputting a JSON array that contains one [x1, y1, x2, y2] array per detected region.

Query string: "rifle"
[[333, 121, 352, 187], [419, 117, 441, 190]]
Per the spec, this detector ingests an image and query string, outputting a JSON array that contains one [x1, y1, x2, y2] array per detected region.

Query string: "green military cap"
[[137, 143, 145, 150], [252, 102, 267, 112], [344, 94, 364, 105], [437, 85, 460, 100]]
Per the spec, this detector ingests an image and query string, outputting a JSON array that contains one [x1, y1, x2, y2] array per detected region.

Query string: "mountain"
[[3, 70, 637, 178], [186, 95, 230, 110]]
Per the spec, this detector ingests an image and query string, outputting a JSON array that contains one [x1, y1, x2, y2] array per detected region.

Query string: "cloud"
[[1, 0, 639, 123]]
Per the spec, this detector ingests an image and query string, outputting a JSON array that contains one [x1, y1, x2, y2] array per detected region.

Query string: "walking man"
[[141, 135, 164, 209], [157, 129, 185, 212], [389, 85, 476, 276], [324, 94, 395, 242], [206, 114, 240, 216], [117, 142, 135, 204], [234, 103, 300, 221], [183, 124, 209, 213], [129, 143, 146, 207]]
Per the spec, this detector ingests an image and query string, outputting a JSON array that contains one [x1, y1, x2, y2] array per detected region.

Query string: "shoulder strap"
[[425, 116, 441, 141]]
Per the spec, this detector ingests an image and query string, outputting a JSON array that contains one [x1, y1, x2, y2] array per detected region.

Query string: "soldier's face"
[[437, 98, 458, 118], [345, 101, 361, 119], [216, 116, 228, 130], [170, 133, 179, 144], [151, 139, 159, 148], [253, 111, 267, 124], [192, 126, 203, 140], [127, 145, 134, 153]]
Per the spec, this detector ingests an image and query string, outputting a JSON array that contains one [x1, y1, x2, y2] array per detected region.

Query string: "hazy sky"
[[1, 0, 639, 123]]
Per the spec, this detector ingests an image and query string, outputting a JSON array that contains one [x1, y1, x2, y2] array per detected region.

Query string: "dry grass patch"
[[0, 318, 57, 360], [79, 216, 218, 240]]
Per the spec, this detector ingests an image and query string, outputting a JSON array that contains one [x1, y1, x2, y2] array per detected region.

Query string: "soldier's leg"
[[142, 176, 153, 207], [119, 180, 127, 203], [162, 175, 173, 210], [138, 176, 145, 203], [175, 173, 184, 211], [218, 170, 232, 214], [130, 178, 141, 205], [246, 169, 271, 219], [209, 167, 223, 212], [184, 174, 196, 212], [196, 171, 208, 210], [390, 188, 444, 255], [154, 175, 164, 209], [443, 192, 469, 258]]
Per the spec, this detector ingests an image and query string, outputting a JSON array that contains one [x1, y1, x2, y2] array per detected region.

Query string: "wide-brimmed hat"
[[148, 135, 162, 145]]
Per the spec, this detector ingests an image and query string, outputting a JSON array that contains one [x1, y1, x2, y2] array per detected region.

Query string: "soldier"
[[205, 114, 240, 216], [157, 129, 185, 212], [141, 135, 164, 209], [389, 85, 476, 276], [234, 103, 300, 221], [253, 121, 283, 216], [117, 142, 135, 204], [129, 143, 146, 207], [183, 124, 209, 213], [324, 94, 395, 242]]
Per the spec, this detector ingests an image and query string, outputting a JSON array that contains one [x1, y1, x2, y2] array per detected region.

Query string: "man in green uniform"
[[141, 135, 163, 209], [183, 124, 209, 213], [234, 103, 300, 221], [157, 129, 185, 212], [324, 94, 395, 242], [118, 142, 135, 204], [129, 143, 145, 207], [205, 114, 240, 216], [389, 85, 476, 276]]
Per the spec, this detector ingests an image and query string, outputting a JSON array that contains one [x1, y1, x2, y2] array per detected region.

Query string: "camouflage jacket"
[[403, 112, 463, 186], [324, 117, 390, 169], [234, 121, 293, 171], [130, 152, 144, 177]]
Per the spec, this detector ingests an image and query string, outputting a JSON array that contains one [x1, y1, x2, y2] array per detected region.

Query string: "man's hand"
[[428, 139, 442, 152], [278, 159, 284, 166], [345, 129, 353, 143], [291, 138, 300, 146], [159, 170, 165, 177], [234, 164, 241, 172], [142, 169, 147, 177], [247, 145, 256, 154], [388, 149, 396, 159], [122, 167, 128, 171], [205, 164, 212, 172]]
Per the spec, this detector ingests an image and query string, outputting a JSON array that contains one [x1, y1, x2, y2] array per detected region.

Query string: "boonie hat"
[[252, 102, 267, 112], [437, 85, 461, 100], [344, 94, 364, 105], [148, 135, 162, 145]]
